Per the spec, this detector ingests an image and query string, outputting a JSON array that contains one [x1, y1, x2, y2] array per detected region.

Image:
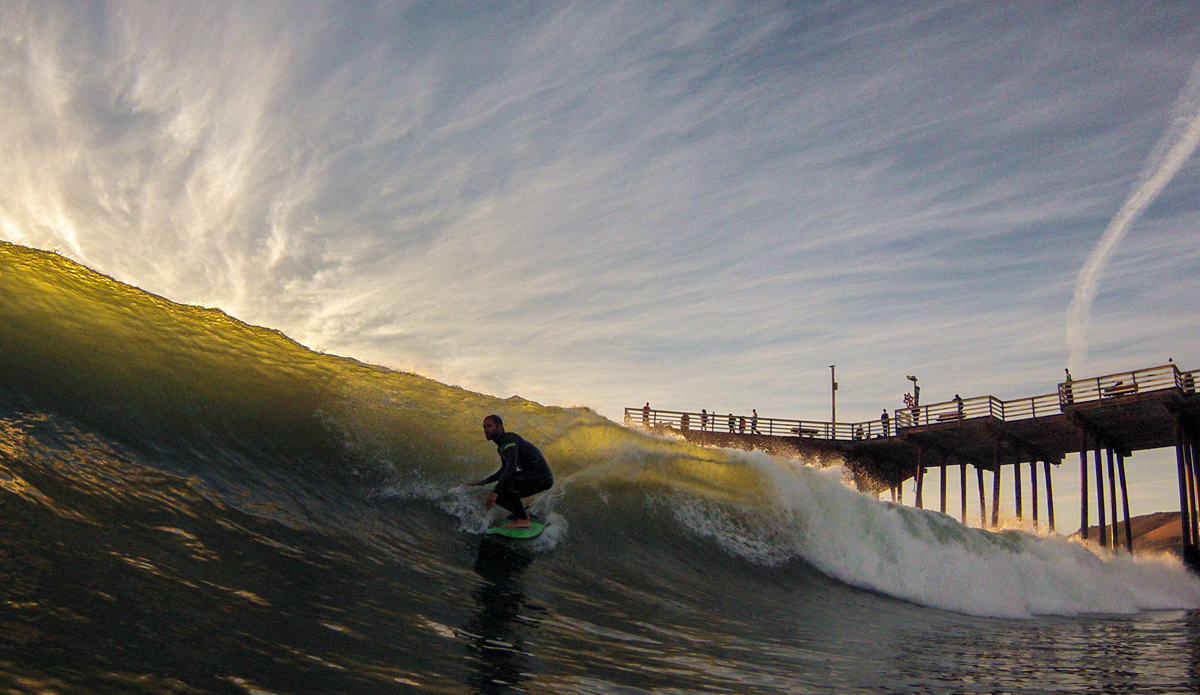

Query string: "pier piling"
[[1094, 445, 1107, 548], [1044, 460, 1056, 532], [1106, 448, 1120, 550], [976, 468, 986, 527], [914, 447, 925, 509], [940, 458, 948, 515], [1188, 429, 1200, 548], [991, 443, 1002, 528], [959, 463, 968, 524], [1176, 423, 1193, 549], [1080, 431, 1089, 541], [1014, 450, 1023, 521], [1117, 452, 1132, 553], [1030, 460, 1039, 527]]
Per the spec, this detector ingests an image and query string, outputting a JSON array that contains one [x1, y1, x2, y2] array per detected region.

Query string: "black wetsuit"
[[483, 432, 553, 520]]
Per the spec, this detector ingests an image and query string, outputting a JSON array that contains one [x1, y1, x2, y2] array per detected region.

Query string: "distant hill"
[[1073, 511, 1181, 555]]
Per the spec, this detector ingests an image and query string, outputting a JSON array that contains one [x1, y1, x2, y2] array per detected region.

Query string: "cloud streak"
[[1067, 58, 1200, 370]]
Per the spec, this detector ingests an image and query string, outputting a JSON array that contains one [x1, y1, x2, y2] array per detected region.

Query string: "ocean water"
[[3, 239, 1200, 695]]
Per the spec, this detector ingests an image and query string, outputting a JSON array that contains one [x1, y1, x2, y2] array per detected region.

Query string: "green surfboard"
[[486, 521, 546, 539]]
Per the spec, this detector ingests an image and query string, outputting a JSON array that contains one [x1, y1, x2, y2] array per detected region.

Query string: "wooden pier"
[[626, 363, 1200, 564]]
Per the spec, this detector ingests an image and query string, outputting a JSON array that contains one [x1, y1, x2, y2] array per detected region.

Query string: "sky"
[[2, 1, 1199, 522]]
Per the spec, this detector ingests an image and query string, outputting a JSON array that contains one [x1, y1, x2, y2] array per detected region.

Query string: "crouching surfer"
[[468, 414, 553, 529]]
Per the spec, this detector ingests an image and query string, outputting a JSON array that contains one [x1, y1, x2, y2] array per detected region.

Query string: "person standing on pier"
[[880, 409, 889, 437], [642, 402, 650, 425], [728, 413, 735, 433], [1063, 369, 1074, 404], [751, 409, 760, 434]]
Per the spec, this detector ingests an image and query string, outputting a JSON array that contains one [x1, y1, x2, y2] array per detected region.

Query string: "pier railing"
[[627, 363, 1197, 444], [897, 395, 1002, 427], [622, 408, 881, 440], [1058, 363, 1196, 405]]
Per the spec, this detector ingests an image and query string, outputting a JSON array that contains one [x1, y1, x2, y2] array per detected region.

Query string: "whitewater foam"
[[667, 448, 1200, 618], [384, 479, 570, 551]]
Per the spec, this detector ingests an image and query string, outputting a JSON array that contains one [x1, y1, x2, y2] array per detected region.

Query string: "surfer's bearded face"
[[482, 418, 503, 441]]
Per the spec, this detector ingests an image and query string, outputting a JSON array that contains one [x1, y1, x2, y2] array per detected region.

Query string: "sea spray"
[[662, 446, 1200, 618]]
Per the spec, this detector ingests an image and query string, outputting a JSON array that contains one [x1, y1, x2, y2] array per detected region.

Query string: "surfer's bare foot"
[[505, 519, 531, 529]]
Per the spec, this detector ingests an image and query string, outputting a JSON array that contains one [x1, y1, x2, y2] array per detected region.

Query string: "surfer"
[[468, 414, 553, 529]]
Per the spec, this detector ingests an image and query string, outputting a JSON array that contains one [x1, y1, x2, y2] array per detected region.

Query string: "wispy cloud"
[[1066, 58, 1200, 371]]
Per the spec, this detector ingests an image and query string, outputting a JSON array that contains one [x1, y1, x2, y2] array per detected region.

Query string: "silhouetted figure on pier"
[[642, 402, 650, 425], [727, 413, 735, 433], [1063, 368, 1073, 404], [700, 409, 708, 431], [751, 409, 760, 434], [880, 409, 889, 437]]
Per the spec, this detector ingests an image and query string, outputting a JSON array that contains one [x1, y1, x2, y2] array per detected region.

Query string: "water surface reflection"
[[466, 538, 541, 694]]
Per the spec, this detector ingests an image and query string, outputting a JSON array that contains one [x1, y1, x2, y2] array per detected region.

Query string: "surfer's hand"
[[467, 479, 485, 486], [484, 492, 497, 510]]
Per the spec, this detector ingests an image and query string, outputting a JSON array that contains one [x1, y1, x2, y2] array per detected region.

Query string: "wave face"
[[3, 239, 1200, 695]]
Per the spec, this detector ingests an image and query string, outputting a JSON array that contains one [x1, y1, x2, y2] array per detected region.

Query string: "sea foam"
[[670, 448, 1200, 618]]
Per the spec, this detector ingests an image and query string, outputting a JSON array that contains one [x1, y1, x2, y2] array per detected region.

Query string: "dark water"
[[3, 240, 1200, 694]]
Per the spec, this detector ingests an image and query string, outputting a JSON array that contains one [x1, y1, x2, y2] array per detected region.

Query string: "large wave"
[[3, 239, 1198, 620]]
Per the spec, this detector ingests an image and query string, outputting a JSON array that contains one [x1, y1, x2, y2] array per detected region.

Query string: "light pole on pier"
[[830, 365, 838, 427]]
